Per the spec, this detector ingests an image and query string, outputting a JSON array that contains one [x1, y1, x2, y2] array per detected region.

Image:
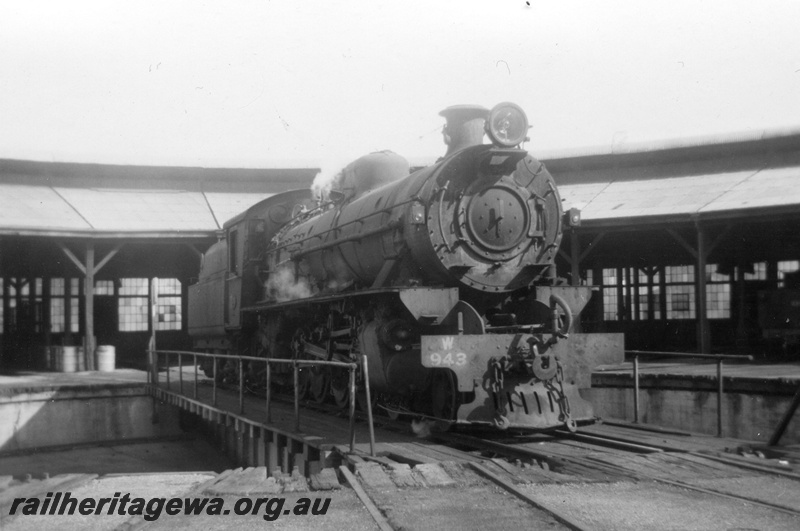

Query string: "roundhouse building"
[[0, 129, 798, 371], [0, 159, 317, 369], [553, 129, 800, 355]]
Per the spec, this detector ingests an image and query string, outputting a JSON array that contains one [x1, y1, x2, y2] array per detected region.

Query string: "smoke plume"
[[266, 266, 315, 302], [311, 158, 351, 202]]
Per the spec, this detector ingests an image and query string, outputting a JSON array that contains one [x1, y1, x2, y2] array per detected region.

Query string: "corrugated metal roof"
[[1, 162, 798, 237], [0, 183, 275, 236], [54, 187, 219, 231], [0, 158, 317, 238], [204, 192, 275, 227], [700, 166, 800, 212], [559, 166, 800, 223], [0, 184, 92, 231]]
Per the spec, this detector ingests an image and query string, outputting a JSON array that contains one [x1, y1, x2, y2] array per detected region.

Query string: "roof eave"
[[580, 204, 800, 230], [0, 228, 222, 240]]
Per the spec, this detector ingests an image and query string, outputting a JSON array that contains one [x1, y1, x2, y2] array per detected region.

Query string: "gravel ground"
[[369, 483, 568, 531], [521, 480, 800, 531], [686, 475, 800, 513]]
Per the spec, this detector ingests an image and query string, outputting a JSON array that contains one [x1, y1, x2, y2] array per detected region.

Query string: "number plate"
[[421, 334, 520, 392]]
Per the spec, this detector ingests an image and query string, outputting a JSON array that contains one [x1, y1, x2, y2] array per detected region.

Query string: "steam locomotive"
[[188, 102, 595, 431]]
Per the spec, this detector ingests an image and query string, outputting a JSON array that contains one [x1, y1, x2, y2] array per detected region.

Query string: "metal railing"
[[627, 350, 753, 437], [147, 349, 376, 455]]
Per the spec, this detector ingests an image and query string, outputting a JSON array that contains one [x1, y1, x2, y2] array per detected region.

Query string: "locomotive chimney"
[[439, 104, 489, 157]]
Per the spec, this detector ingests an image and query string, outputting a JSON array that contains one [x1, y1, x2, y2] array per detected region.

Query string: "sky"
[[1, 1, 799, 172]]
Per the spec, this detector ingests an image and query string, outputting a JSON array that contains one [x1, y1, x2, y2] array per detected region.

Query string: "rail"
[[626, 350, 753, 437], [146, 349, 376, 456]]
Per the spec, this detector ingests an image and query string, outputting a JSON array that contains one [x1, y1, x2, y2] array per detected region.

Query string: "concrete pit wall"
[[584, 387, 800, 444], [0, 384, 181, 453]]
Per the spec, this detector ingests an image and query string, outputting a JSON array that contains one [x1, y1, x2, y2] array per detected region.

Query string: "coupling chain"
[[544, 361, 577, 431], [489, 357, 505, 394]]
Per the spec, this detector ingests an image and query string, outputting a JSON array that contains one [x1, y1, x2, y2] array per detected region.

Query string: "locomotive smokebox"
[[440, 104, 489, 157]]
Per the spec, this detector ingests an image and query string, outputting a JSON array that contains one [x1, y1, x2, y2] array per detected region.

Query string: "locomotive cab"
[[187, 189, 315, 352]]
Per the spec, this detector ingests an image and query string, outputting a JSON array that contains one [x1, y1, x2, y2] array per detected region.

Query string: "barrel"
[[40, 346, 51, 371], [50, 346, 63, 371], [48, 346, 60, 371], [61, 346, 78, 373], [96, 345, 116, 372], [76, 347, 86, 372]]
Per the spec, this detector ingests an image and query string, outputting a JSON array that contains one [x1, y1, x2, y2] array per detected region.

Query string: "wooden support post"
[[238, 357, 244, 414], [305, 444, 322, 476], [281, 436, 290, 473], [236, 425, 246, 466], [696, 225, 710, 353], [717, 360, 724, 437], [256, 427, 266, 466], [84, 242, 95, 370], [268, 431, 279, 473], [266, 362, 272, 423], [149, 277, 158, 367], [58, 241, 122, 359], [658, 266, 668, 319], [226, 415, 236, 462], [569, 231, 583, 332], [293, 361, 300, 432], [633, 355, 640, 424], [43, 277, 51, 358], [668, 226, 721, 354], [570, 231, 580, 286], [291, 439, 304, 475], [624, 267, 632, 322]]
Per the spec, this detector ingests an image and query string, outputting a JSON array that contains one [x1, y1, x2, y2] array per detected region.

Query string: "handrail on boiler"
[[146, 348, 376, 456]]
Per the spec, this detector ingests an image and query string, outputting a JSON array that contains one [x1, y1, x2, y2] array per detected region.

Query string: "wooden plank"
[[338, 466, 394, 531], [379, 442, 440, 465], [601, 419, 693, 437], [576, 423, 742, 453], [554, 433, 664, 454], [407, 441, 483, 463], [586, 453, 713, 482], [691, 452, 800, 480]]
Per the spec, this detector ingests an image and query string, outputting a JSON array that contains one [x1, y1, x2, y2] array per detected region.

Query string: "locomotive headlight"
[[486, 102, 529, 148], [565, 207, 581, 227]]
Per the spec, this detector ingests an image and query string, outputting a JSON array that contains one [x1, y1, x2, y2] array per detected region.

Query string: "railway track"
[[338, 443, 800, 530], [445, 430, 799, 505], [331, 417, 800, 530], [181, 372, 800, 529], [338, 444, 800, 531]]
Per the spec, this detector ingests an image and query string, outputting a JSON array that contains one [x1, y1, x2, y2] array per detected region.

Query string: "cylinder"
[[61, 346, 78, 373], [95, 345, 116, 372]]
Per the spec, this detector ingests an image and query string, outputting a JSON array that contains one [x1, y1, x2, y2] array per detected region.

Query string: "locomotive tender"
[[188, 102, 595, 431]]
